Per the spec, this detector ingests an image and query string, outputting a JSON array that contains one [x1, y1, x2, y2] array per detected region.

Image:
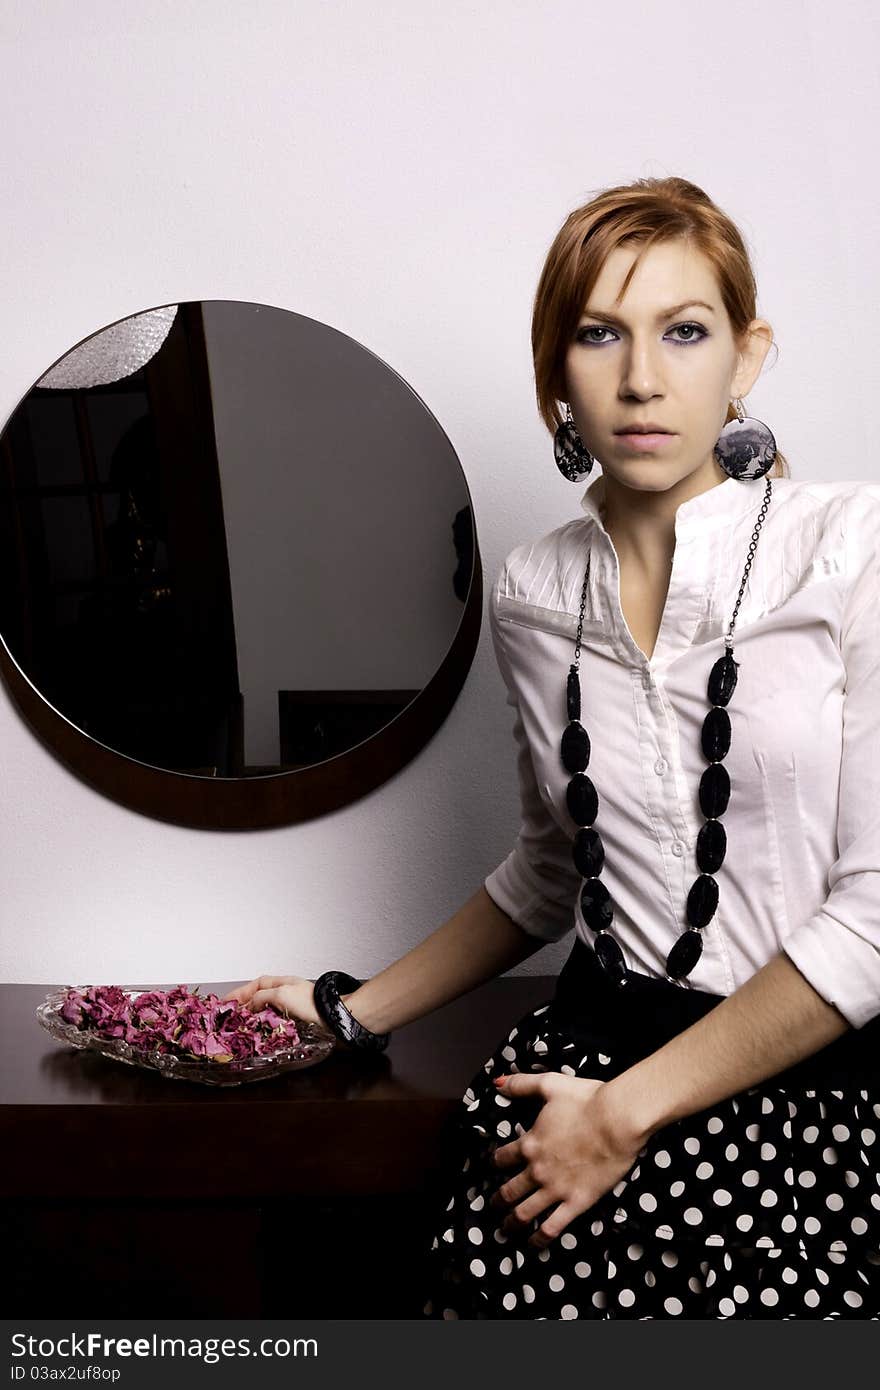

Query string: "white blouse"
[[483, 470, 880, 1030]]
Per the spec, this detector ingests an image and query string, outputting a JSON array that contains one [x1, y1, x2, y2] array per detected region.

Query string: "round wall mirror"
[[0, 301, 482, 828]]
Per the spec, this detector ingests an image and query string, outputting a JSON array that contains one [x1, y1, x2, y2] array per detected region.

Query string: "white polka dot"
[[502, 1291, 517, 1309], [822, 1148, 838, 1165], [688, 1276, 702, 1294], [560, 1232, 577, 1249], [522, 1283, 535, 1303], [760, 1189, 778, 1207], [442, 1228, 454, 1243], [802, 1125, 819, 1143], [470, 1194, 485, 1211], [499, 1256, 513, 1275], [826, 1193, 844, 1211], [618, 1288, 636, 1306], [760, 1142, 776, 1161], [736, 1213, 754, 1231], [733, 1284, 750, 1303], [549, 1273, 565, 1292], [761, 1096, 774, 1114], [851, 1217, 868, 1235], [844, 1290, 863, 1308], [442, 1307, 459, 1319], [803, 1288, 820, 1307], [784, 1166, 794, 1184], [639, 1192, 658, 1212], [832, 1123, 850, 1142], [684, 1137, 701, 1155], [561, 1304, 578, 1319], [607, 1259, 617, 1278], [844, 1169, 861, 1188], [696, 1161, 714, 1180], [654, 1149, 672, 1167], [815, 1268, 830, 1286], [537, 1248, 551, 1262], [781, 1266, 798, 1284], [501, 1045, 516, 1062], [718, 1297, 737, 1316], [470, 1258, 486, 1276], [661, 1250, 679, 1268], [706, 1115, 724, 1133], [574, 1261, 591, 1278], [861, 1128, 876, 1146], [782, 1121, 792, 1139], [799, 1170, 817, 1187], [664, 1296, 683, 1315], [533, 1039, 548, 1054], [804, 1216, 822, 1235], [742, 1170, 760, 1186], [591, 1220, 604, 1236], [745, 1123, 760, 1141], [713, 1189, 732, 1206], [781, 1214, 797, 1233], [683, 1207, 703, 1225], [725, 1143, 739, 1161], [496, 1120, 512, 1138], [760, 1287, 779, 1306], [468, 1226, 483, 1244], [592, 1290, 607, 1309]]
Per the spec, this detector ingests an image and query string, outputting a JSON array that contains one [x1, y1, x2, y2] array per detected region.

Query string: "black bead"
[[700, 706, 731, 762], [566, 772, 598, 826], [561, 720, 591, 773], [686, 873, 719, 929], [567, 667, 581, 722], [580, 877, 614, 932], [573, 826, 604, 877], [707, 651, 739, 707], [666, 928, 704, 979], [696, 818, 727, 873], [594, 931, 627, 985], [699, 762, 730, 818]]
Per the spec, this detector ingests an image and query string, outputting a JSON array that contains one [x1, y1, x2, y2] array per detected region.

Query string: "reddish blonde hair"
[[531, 175, 789, 477]]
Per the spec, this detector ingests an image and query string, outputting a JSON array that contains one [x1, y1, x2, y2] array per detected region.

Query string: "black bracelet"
[[312, 971, 391, 1052]]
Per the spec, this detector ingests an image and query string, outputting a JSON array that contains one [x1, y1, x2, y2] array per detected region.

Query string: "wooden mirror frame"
[[0, 535, 482, 829]]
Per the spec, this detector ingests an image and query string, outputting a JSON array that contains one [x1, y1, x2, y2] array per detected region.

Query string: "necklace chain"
[[567, 476, 773, 987]]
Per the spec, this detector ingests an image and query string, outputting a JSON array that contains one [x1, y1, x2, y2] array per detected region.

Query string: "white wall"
[[1, 0, 877, 990]]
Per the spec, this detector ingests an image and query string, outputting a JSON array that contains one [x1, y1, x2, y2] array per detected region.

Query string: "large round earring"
[[714, 397, 777, 480], [553, 402, 595, 481]]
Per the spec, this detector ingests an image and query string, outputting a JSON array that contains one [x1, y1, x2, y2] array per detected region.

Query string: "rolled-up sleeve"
[[483, 570, 580, 943], [782, 527, 880, 1029]]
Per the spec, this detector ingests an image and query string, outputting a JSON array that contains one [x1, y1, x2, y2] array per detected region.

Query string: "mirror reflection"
[[0, 301, 474, 777]]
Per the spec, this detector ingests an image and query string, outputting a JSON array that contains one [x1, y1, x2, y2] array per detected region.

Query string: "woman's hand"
[[489, 1070, 645, 1250], [220, 975, 325, 1029]]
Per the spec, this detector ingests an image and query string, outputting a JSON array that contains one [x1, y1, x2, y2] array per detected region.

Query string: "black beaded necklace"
[[562, 476, 773, 987]]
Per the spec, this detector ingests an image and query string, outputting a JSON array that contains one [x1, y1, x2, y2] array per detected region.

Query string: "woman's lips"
[[615, 432, 677, 452]]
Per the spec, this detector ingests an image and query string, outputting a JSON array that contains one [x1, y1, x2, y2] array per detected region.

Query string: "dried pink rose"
[[56, 983, 301, 1064]]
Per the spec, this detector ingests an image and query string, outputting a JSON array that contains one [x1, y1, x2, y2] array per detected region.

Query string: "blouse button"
[[654, 756, 668, 776], [671, 840, 685, 857]]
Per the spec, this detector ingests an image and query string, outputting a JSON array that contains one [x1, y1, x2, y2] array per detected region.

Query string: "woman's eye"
[[575, 322, 708, 346]]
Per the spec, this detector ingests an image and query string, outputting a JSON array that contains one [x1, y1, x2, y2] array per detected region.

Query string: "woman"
[[224, 176, 880, 1318]]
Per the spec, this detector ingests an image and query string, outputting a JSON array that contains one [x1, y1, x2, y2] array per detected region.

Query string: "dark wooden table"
[[2, 975, 556, 1318]]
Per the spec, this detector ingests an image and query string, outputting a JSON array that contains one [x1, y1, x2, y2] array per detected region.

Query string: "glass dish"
[[36, 986, 337, 1087]]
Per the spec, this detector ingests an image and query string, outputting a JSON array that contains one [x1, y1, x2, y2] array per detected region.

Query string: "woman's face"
[[563, 237, 772, 494]]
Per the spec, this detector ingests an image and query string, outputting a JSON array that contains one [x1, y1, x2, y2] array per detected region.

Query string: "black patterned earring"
[[714, 397, 777, 480], [553, 402, 595, 481]]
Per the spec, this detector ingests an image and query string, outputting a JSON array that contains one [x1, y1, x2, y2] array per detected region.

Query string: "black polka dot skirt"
[[418, 936, 880, 1319]]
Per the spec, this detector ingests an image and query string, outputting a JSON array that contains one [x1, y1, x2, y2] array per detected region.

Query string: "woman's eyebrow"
[[579, 299, 717, 324]]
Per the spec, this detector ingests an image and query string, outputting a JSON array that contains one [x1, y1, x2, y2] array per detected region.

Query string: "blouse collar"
[[579, 469, 771, 540]]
